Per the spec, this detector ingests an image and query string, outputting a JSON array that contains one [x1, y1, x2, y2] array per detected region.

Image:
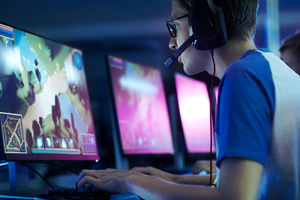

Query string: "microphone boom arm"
[[164, 33, 198, 68]]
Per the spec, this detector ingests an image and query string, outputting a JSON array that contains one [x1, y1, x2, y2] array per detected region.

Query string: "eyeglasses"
[[165, 14, 188, 38]]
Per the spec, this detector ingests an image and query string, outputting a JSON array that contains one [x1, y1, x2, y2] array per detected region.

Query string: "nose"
[[169, 37, 177, 50]]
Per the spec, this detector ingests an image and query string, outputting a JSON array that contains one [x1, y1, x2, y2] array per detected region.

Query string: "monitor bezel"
[[174, 72, 217, 155], [105, 54, 175, 156], [0, 21, 100, 162]]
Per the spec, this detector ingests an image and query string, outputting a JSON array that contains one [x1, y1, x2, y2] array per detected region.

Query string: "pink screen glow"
[[175, 73, 215, 153], [108, 55, 174, 154], [214, 86, 219, 105]]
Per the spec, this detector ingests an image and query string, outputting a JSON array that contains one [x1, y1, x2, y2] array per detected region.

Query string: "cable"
[[19, 162, 80, 190], [20, 162, 55, 190], [46, 162, 79, 175], [0, 162, 9, 169], [208, 49, 216, 187]]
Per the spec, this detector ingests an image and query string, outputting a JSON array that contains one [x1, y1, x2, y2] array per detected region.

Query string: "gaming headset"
[[164, 0, 228, 67], [164, 0, 228, 186]]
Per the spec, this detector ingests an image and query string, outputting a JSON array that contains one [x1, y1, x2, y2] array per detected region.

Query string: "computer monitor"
[[214, 86, 219, 103], [106, 55, 174, 155], [0, 22, 99, 161], [174, 72, 215, 154]]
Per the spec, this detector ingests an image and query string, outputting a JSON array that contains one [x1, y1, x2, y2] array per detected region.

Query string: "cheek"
[[181, 46, 196, 64], [186, 47, 208, 64], [189, 49, 214, 73], [176, 24, 191, 47], [182, 48, 205, 74], [177, 35, 189, 47]]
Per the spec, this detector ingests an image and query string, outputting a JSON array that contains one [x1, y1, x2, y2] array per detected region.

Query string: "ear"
[[189, 0, 227, 50]]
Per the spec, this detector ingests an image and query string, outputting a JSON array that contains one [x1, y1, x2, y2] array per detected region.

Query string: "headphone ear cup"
[[189, 0, 227, 50]]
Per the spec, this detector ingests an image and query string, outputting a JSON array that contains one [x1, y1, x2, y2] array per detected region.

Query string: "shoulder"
[[226, 49, 271, 75], [221, 49, 274, 88], [218, 49, 276, 111]]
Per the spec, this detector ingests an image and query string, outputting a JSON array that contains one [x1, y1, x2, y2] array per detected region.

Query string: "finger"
[[77, 175, 99, 191], [106, 168, 117, 171], [131, 167, 151, 175], [76, 169, 100, 189], [77, 173, 124, 194], [131, 167, 144, 172]]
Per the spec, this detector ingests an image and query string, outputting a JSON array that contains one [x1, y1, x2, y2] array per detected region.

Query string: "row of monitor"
[[0, 22, 217, 163]]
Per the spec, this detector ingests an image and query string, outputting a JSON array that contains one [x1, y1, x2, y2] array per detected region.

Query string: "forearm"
[[171, 173, 216, 185], [126, 173, 220, 200]]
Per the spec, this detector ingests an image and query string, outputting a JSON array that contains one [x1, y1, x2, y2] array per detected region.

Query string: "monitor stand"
[[111, 114, 129, 170], [168, 94, 185, 171], [8, 162, 29, 192]]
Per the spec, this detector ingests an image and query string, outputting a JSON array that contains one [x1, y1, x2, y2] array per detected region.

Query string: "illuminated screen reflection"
[[174, 73, 215, 153], [0, 23, 98, 161], [108, 55, 174, 154]]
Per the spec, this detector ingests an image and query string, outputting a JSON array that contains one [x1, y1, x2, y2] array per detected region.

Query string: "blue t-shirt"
[[215, 48, 300, 199]]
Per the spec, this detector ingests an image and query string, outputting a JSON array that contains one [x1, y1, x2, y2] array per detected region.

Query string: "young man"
[[279, 32, 300, 76], [76, 0, 300, 199]]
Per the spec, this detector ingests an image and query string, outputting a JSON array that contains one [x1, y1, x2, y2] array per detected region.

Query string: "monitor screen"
[[174, 72, 215, 153], [107, 55, 174, 155], [214, 86, 219, 104], [0, 23, 99, 161]]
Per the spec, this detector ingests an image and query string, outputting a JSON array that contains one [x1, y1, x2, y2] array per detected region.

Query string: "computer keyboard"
[[35, 187, 110, 200]]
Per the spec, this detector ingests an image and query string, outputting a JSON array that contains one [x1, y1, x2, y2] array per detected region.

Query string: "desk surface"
[[0, 193, 140, 200], [0, 166, 141, 200]]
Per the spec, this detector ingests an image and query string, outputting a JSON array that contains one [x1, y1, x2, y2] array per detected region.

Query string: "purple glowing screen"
[[214, 86, 219, 105], [0, 23, 98, 161], [108, 55, 174, 154], [174, 73, 215, 153]]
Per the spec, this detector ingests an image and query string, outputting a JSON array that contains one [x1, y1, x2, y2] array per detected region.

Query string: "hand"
[[192, 160, 216, 174], [75, 168, 137, 194], [131, 166, 174, 182]]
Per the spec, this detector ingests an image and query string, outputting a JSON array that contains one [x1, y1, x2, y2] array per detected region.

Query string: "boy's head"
[[279, 32, 300, 75], [172, 0, 259, 41]]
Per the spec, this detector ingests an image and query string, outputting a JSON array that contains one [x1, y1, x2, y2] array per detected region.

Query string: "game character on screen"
[[26, 128, 33, 153]]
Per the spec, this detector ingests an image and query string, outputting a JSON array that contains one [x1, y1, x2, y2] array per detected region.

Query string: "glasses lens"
[[166, 23, 176, 38]]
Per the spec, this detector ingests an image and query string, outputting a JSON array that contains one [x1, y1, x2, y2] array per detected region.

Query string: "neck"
[[213, 38, 257, 79]]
